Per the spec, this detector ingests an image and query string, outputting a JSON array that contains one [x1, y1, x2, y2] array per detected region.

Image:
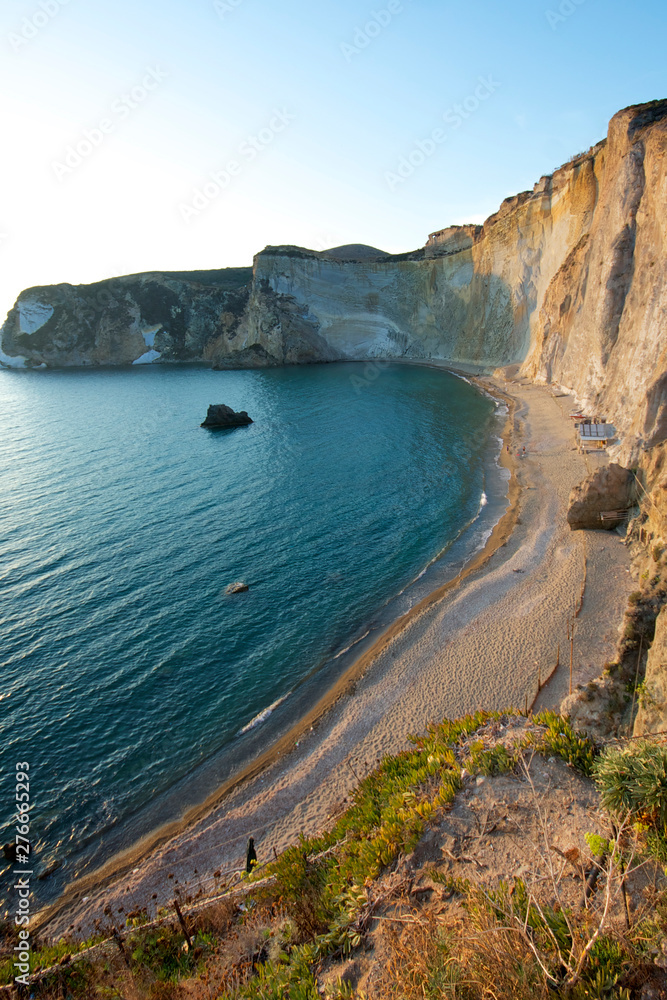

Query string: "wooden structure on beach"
[[576, 422, 616, 450]]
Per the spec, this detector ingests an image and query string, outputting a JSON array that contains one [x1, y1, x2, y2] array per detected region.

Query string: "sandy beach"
[[38, 373, 634, 939]]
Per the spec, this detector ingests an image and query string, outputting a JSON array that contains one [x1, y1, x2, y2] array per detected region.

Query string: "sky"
[[1, 0, 665, 318]]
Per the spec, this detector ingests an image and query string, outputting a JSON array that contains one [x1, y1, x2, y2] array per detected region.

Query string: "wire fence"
[[2, 834, 351, 995], [32, 821, 269, 931]]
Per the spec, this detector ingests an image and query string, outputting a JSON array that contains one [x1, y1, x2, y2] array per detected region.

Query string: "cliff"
[[633, 603, 667, 736], [2, 99, 666, 463], [524, 100, 667, 467], [0, 268, 252, 368]]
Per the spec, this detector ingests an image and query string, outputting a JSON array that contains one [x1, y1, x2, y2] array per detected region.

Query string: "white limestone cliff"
[[1, 99, 665, 464]]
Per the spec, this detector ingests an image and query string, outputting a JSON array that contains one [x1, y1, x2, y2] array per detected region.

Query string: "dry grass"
[[8, 715, 667, 1000], [381, 907, 550, 1000]]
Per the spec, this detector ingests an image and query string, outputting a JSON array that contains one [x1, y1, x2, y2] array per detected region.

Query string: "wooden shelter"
[[577, 422, 616, 450]]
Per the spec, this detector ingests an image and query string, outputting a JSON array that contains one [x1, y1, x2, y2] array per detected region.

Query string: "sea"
[[0, 361, 507, 908]]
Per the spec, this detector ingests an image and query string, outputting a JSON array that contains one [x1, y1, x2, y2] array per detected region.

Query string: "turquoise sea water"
[[0, 362, 499, 905]]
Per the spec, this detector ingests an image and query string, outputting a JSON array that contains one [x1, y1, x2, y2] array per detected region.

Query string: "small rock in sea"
[[201, 404, 253, 429], [226, 581, 249, 595]]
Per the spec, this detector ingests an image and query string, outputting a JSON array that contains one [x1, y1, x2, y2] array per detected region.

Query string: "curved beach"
[[37, 372, 633, 938]]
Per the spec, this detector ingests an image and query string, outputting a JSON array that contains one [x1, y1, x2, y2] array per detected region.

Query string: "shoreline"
[[35, 369, 633, 939], [32, 365, 518, 934]]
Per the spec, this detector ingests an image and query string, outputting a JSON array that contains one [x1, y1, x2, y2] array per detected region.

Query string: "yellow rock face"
[[2, 100, 665, 466], [244, 102, 666, 462], [634, 604, 667, 736], [524, 101, 667, 466]]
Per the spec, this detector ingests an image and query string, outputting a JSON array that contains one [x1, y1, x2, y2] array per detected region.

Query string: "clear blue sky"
[[1, 0, 665, 317]]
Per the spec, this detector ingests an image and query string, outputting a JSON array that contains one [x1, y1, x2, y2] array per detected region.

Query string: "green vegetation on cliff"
[[4, 711, 667, 999]]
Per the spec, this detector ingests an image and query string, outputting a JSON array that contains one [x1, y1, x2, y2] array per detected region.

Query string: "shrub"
[[466, 740, 519, 776], [529, 712, 598, 776], [130, 926, 199, 982], [262, 840, 332, 940], [32, 960, 98, 998], [148, 983, 183, 999], [593, 741, 667, 833], [382, 919, 467, 1000], [0, 929, 105, 986], [233, 944, 320, 1000], [379, 880, 633, 1000], [623, 621, 637, 641]]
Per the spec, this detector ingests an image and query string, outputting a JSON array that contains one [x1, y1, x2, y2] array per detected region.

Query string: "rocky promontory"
[[0, 267, 252, 369]]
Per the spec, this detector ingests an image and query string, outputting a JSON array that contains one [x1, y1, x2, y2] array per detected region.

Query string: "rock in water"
[[567, 464, 635, 530], [201, 404, 253, 429], [226, 581, 249, 595]]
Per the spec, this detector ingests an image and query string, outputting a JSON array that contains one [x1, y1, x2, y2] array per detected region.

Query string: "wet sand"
[[37, 374, 633, 939]]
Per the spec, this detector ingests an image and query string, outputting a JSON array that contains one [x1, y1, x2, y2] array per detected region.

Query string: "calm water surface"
[[0, 362, 497, 902]]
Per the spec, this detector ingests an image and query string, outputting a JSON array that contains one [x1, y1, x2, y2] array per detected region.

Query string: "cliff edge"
[[2, 100, 666, 464]]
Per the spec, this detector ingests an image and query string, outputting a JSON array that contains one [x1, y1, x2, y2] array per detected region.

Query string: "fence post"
[[112, 927, 130, 968], [630, 637, 644, 733], [174, 898, 193, 950], [569, 621, 575, 695]]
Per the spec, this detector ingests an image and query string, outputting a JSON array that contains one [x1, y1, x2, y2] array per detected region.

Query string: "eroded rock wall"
[[524, 101, 667, 466], [2, 100, 666, 464], [246, 146, 603, 372], [0, 269, 253, 368], [634, 601, 667, 737]]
